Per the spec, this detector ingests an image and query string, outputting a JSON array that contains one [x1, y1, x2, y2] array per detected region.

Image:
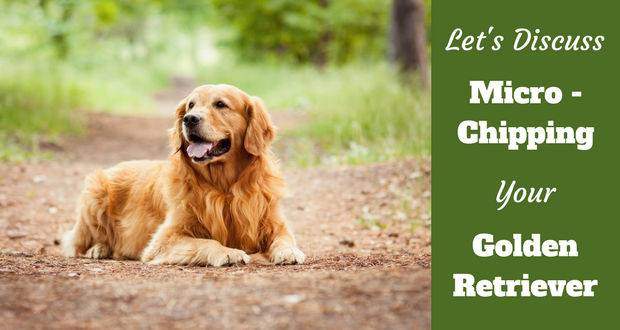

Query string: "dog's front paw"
[[84, 243, 111, 259], [208, 247, 251, 267], [270, 245, 306, 265]]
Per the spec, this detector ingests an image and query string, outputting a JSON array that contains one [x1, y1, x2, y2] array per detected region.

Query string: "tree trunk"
[[312, 0, 331, 68], [390, 0, 428, 86], [39, 0, 75, 60]]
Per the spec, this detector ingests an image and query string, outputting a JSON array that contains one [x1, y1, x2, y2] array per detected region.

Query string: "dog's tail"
[[62, 170, 111, 257]]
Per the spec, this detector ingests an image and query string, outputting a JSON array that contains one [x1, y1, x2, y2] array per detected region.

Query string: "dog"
[[62, 84, 305, 266]]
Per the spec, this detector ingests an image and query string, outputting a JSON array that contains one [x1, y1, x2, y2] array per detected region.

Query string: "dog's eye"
[[188, 101, 195, 109], [214, 101, 227, 109]]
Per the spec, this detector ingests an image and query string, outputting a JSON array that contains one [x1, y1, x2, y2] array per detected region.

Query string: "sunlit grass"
[[0, 65, 84, 134], [0, 58, 170, 160], [0, 63, 84, 161]]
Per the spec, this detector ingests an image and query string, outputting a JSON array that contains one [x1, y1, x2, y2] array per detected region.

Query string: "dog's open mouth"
[[186, 133, 231, 161]]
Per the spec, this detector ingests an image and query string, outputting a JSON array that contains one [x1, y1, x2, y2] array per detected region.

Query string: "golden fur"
[[62, 84, 305, 266]]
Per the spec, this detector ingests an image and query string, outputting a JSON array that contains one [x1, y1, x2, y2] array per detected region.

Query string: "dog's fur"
[[62, 84, 305, 266]]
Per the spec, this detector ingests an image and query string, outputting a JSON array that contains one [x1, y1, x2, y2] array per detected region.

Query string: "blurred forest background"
[[0, 0, 430, 165]]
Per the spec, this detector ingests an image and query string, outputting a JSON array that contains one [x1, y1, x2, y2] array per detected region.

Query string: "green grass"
[[0, 65, 85, 135], [200, 61, 430, 166], [74, 68, 165, 115], [0, 64, 85, 161], [0, 59, 170, 161]]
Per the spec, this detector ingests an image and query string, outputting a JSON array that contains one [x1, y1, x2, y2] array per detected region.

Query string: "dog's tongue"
[[187, 142, 214, 158]]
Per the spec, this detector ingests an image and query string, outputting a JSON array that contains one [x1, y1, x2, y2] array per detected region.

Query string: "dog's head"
[[170, 84, 275, 164]]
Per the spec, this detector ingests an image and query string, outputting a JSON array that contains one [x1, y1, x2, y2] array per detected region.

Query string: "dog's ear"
[[169, 97, 188, 155], [244, 96, 276, 156]]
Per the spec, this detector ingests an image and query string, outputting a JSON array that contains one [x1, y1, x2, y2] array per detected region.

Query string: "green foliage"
[[94, 0, 120, 26], [424, 0, 432, 40], [0, 0, 195, 159], [0, 0, 431, 165], [211, 0, 389, 64]]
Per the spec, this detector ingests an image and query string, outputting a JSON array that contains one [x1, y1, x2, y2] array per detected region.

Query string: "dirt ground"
[[0, 86, 431, 329]]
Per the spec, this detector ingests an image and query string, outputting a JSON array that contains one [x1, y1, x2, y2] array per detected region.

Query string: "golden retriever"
[[62, 84, 305, 266]]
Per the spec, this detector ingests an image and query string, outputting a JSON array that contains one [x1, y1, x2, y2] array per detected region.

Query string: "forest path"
[[0, 79, 431, 329]]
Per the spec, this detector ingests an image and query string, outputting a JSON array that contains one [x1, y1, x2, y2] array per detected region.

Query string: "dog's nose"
[[183, 114, 200, 127]]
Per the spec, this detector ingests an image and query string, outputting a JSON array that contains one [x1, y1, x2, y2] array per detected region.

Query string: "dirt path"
[[0, 85, 431, 329]]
